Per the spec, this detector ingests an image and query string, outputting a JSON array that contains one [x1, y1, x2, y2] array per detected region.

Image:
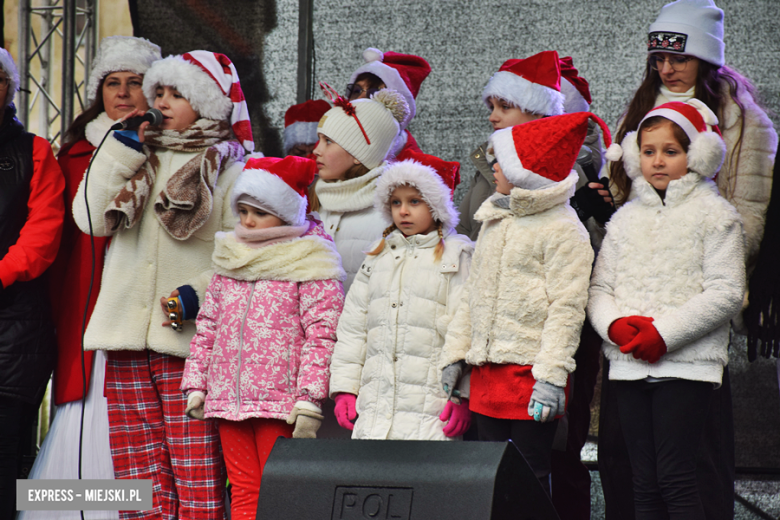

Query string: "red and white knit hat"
[[142, 50, 254, 151], [87, 36, 161, 104], [283, 99, 331, 153], [559, 56, 592, 114], [348, 48, 431, 129], [231, 156, 317, 227], [611, 99, 726, 180], [375, 158, 460, 231], [482, 51, 565, 117], [489, 112, 615, 190]]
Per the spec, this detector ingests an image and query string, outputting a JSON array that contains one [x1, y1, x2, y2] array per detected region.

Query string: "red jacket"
[[48, 138, 109, 404]]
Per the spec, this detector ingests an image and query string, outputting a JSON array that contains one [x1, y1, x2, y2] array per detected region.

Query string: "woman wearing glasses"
[[599, 1, 777, 519]]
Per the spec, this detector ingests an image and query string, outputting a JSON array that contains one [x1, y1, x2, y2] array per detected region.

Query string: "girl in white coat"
[[589, 100, 745, 519], [311, 85, 409, 291], [329, 158, 473, 440]]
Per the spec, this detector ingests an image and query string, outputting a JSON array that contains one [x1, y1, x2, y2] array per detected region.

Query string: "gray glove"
[[441, 361, 464, 401], [527, 380, 566, 423], [185, 392, 205, 421], [286, 405, 324, 439]]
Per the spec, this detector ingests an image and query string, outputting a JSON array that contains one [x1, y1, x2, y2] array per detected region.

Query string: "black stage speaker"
[[256, 439, 560, 520]]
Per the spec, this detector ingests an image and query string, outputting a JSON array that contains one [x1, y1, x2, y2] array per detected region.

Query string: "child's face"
[[640, 121, 688, 192], [491, 161, 514, 195], [390, 185, 437, 237], [237, 203, 285, 230], [312, 134, 359, 182], [487, 96, 543, 131], [102, 72, 148, 121], [154, 86, 199, 131]]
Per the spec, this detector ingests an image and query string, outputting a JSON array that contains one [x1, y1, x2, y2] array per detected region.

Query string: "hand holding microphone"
[[111, 108, 163, 142]]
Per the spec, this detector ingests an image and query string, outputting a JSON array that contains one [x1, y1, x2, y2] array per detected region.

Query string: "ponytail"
[[366, 224, 398, 256], [433, 222, 445, 262]]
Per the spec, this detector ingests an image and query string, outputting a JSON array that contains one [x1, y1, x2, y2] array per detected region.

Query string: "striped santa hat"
[[143, 50, 254, 152]]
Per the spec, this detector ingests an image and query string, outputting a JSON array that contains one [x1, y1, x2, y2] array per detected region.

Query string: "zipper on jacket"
[[236, 282, 256, 416]]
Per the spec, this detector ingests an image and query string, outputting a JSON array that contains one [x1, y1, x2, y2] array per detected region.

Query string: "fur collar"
[[84, 112, 118, 148], [314, 164, 385, 213], [381, 228, 473, 271], [474, 171, 577, 222], [212, 228, 346, 282], [631, 171, 718, 208]]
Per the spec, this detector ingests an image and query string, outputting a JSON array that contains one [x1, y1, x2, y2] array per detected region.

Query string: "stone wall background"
[[259, 0, 780, 468]]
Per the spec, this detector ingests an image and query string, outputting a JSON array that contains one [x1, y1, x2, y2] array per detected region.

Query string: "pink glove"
[[333, 393, 358, 431], [439, 399, 472, 437]]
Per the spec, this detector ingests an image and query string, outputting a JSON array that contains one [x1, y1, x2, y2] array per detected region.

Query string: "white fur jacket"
[[72, 135, 243, 357], [329, 228, 473, 440], [588, 173, 746, 384], [441, 172, 593, 388]]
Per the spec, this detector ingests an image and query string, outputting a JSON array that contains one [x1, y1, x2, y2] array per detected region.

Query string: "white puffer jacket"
[[588, 173, 746, 384], [441, 172, 593, 387], [72, 135, 242, 357], [316, 164, 388, 291], [329, 229, 473, 440]]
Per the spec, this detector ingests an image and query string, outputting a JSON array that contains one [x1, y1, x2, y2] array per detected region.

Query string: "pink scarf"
[[234, 221, 310, 248]]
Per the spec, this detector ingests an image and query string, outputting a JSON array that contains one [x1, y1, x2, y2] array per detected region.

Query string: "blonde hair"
[[367, 221, 446, 262]]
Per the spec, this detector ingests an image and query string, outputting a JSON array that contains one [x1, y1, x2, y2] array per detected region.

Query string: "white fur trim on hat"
[[231, 169, 307, 227], [374, 159, 460, 231], [488, 127, 556, 190], [560, 77, 589, 114], [620, 131, 642, 180], [349, 48, 416, 129], [284, 121, 319, 152], [87, 36, 161, 104], [142, 56, 233, 121], [482, 71, 564, 117], [0, 48, 19, 110]]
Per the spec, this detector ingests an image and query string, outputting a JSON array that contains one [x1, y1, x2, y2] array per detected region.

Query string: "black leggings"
[[473, 412, 558, 496], [614, 379, 713, 520]]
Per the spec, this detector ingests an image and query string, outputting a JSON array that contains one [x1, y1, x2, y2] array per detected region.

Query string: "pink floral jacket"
[[181, 221, 346, 421]]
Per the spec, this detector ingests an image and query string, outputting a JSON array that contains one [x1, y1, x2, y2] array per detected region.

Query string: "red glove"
[[608, 315, 654, 346], [619, 316, 667, 364], [439, 399, 472, 437], [333, 393, 358, 431]]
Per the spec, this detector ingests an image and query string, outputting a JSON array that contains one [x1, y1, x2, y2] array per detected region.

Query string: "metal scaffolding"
[[17, 0, 99, 150]]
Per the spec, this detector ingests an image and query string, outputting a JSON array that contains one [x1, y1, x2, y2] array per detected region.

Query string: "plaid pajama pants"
[[105, 350, 226, 520]]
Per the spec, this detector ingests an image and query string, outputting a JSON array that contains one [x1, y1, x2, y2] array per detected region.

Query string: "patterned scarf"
[[104, 119, 245, 240]]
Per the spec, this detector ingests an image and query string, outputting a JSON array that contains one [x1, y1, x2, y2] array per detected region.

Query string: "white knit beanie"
[[317, 88, 408, 170], [0, 48, 19, 111], [87, 36, 161, 104], [648, 0, 725, 67]]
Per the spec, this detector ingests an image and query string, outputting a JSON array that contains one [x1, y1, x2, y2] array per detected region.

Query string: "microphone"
[[110, 108, 163, 131]]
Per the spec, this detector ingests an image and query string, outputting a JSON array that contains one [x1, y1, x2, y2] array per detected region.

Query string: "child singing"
[[181, 156, 346, 519], [589, 100, 745, 519], [329, 158, 473, 440]]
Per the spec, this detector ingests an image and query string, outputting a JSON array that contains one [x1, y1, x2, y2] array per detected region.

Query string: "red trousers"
[[105, 350, 226, 520], [218, 418, 293, 519]]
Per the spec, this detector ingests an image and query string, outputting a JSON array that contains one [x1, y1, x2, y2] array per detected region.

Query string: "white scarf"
[[314, 164, 384, 213]]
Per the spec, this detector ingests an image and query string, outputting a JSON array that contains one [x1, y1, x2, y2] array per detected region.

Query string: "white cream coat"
[[72, 136, 242, 357], [329, 229, 473, 440], [441, 172, 593, 387], [316, 164, 388, 291], [588, 173, 746, 384]]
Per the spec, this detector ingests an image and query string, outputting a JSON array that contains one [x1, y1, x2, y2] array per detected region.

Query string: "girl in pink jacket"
[[181, 155, 346, 519]]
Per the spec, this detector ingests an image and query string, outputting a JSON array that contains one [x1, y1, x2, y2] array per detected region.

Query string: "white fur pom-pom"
[[688, 98, 720, 126], [363, 47, 384, 63], [620, 132, 643, 180], [688, 132, 726, 178], [372, 88, 410, 124], [605, 143, 623, 162]]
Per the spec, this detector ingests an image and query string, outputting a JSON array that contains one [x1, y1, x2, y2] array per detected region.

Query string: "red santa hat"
[[559, 56, 592, 114], [610, 99, 726, 180], [397, 150, 461, 196], [143, 50, 254, 152], [283, 99, 332, 153], [348, 48, 431, 129], [482, 51, 565, 117], [489, 112, 615, 190], [231, 156, 317, 226], [375, 158, 460, 231]]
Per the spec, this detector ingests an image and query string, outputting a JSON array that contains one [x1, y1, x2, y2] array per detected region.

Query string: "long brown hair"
[[308, 162, 371, 213], [610, 59, 754, 205], [62, 77, 106, 147]]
